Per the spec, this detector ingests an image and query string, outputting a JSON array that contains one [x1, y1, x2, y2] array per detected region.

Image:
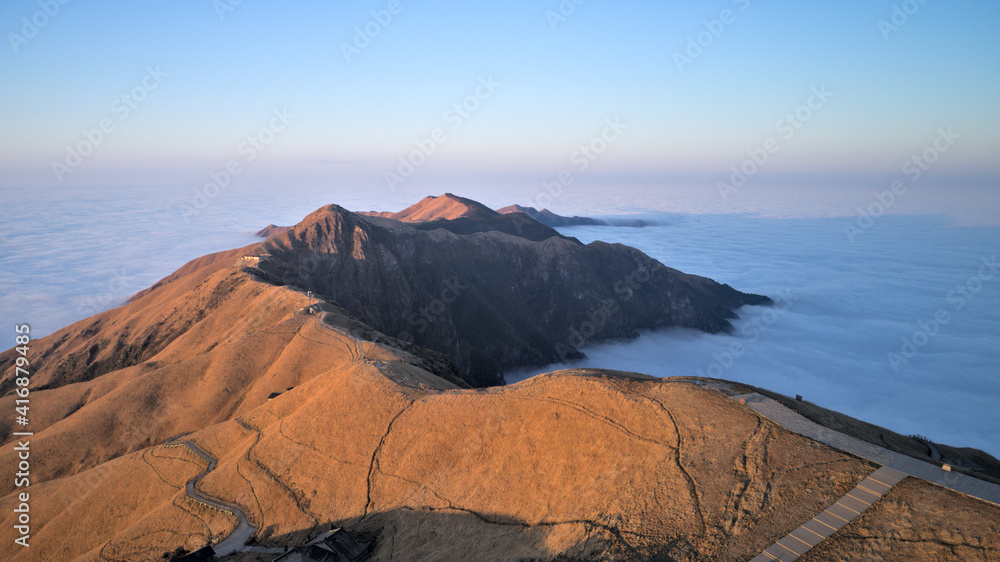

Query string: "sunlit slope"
[[3, 357, 888, 560], [0, 245, 456, 493]]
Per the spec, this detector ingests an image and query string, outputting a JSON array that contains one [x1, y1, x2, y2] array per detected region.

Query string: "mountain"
[[0, 326, 888, 562], [361, 193, 498, 222], [265, 193, 502, 240], [252, 198, 771, 387], [262, 198, 646, 242], [497, 204, 605, 227], [0, 195, 998, 561], [2, 192, 769, 395], [496, 204, 653, 228], [256, 224, 292, 239]]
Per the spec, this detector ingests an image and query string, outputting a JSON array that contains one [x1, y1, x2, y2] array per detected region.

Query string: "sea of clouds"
[[1, 182, 997, 456], [509, 215, 1000, 456]]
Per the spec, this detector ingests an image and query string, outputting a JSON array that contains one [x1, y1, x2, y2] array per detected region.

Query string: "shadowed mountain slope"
[[255, 199, 771, 387]]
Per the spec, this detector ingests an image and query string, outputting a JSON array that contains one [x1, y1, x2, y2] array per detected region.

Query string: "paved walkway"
[[164, 440, 257, 556], [749, 466, 908, 561], [727, 392, 1000, 561], [730, 393, 1000, 506]]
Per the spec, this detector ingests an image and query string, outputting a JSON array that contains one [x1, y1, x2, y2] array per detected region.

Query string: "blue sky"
[[2, 0, 998, 191]]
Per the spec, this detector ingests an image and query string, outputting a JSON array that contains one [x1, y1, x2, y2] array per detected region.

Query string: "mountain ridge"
[[258, 195, 649, 240], [496, 204, 605, 227], [253, 198, 770, 386]]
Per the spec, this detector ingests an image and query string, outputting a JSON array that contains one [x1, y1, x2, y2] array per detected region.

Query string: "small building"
[[272, 528, 372, 562]]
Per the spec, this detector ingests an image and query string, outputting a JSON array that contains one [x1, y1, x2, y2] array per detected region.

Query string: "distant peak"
[[496, 204, 605, 228], [378, 193, 498, 223], [255, 224, 292, 239]]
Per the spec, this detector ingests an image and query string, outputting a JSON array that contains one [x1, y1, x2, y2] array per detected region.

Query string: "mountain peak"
[[370, 193, 499, 223]]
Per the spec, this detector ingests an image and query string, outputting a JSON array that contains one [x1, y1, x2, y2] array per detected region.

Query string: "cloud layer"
[[508, 215, 1000, 457]]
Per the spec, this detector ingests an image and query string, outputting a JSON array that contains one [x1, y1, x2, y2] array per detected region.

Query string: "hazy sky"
[[2, 0, 998, 190]]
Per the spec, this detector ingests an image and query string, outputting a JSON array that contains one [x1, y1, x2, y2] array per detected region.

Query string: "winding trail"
[[164, 439, 257, 556]]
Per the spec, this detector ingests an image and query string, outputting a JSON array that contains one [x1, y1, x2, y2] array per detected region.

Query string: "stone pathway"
[[727, 391, 1000, 561], [730, 393, 1000, 506], [749, 466, 908, 561]]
